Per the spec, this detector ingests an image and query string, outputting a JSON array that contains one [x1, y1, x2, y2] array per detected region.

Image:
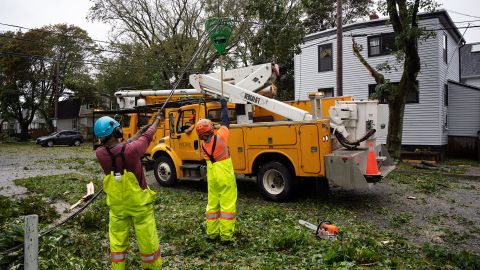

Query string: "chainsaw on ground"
[[299, 219, 339, 240]]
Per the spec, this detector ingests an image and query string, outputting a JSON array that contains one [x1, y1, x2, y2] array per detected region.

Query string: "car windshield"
[[50, 132, 59, 136]]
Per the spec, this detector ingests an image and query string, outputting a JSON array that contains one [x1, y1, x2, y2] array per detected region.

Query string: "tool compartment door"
[[300, 125, 320, 173], [245, 125, 297, 146], [228, 128, 246, 170]]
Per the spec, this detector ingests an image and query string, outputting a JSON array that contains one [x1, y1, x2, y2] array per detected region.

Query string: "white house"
[[294, 10, 480, 156], [460, 42, 480, 87]]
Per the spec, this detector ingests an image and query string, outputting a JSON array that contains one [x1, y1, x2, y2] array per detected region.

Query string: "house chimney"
[[369, 13, 379, 20]]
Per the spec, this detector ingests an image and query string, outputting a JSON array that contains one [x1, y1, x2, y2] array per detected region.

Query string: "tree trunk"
[[19, 122, 30, 141], [387, 98, 406, 159], [0, 119, 4, 133]]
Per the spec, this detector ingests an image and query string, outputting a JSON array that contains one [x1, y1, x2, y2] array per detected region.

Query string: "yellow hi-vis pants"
[[103, 170, 162, 270], [205, 158, 237, 241]]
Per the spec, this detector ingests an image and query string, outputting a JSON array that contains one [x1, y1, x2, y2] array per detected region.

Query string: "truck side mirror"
[[169, 112, 175, 138]]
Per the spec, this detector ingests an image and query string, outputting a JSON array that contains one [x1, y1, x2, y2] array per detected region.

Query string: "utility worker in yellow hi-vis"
[[94, 111, 163, 270], [196, 97, 237, 242]]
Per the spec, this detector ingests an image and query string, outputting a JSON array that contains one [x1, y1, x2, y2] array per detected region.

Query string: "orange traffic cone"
[[365, 141, 381, 182]]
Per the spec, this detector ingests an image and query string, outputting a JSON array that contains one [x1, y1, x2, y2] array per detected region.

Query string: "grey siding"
[[447, 82, 480, 137], [439, 28, 461, 145], [57, 119, 73, 131], [295, 18, 446, 146], [463, 77, 480, 88]]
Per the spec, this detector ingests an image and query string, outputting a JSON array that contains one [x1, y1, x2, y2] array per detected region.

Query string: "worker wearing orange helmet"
[[196, 98, 237, 242]]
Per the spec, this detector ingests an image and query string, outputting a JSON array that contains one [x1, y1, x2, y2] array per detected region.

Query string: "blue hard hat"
[[94, 116, 120, 139]]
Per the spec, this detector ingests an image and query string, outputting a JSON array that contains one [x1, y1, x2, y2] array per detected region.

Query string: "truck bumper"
[[325, 144, 395, 191]]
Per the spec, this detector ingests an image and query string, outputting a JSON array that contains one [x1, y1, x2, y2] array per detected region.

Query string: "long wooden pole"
[[220, 54, 224, 97], [336, 0, 343, 97]]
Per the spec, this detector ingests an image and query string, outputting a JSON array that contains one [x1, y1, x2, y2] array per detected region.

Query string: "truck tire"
[[257, 161, 294, 202], [154, 156, 177, 187]]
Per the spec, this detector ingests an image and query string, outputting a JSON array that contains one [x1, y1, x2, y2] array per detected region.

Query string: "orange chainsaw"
[[299, 219, 339, 240]]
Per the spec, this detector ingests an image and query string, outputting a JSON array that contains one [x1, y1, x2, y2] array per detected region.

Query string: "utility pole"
[[54, 61, 59, 132], [336, 0, 343, 97]]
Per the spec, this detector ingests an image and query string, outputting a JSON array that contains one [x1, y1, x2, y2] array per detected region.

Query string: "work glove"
[[154, 109, 163, 121], [220, 97, 228, 107], [140, 124, 152, 134]]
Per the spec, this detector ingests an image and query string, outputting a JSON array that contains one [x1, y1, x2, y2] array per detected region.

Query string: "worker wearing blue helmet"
[[94, 111, 163, 270]]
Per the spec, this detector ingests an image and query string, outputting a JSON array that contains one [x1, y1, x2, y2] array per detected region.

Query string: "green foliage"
[[302, 0, 373, 34], [0, 195, 59, 227], [2, 143, 479, 268], [389, 212, 412, 228], [77, 199, 108, 230], [423, 243, 480, 270], [14, 173, 101, 204], [387, 163, 454, 194], [0, 24, 98, 137]]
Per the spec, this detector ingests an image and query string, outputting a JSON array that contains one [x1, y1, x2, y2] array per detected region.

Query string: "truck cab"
[[150, 102, 237, 186]]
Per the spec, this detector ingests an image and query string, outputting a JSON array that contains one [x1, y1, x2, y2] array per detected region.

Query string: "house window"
[[368, 81, 419, 104], [318, 88, 334, 97], [443, 33, 448, 63], [368, 84, 386, 103], [444, 84, 448, 106], [368, 33, 396, 57], [72, 118, 78, 130], [318, 43, 333, 72]]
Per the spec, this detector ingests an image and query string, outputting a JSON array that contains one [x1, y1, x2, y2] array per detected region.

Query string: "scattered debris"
[[69, 182, 95, 210], [407, 196, 416, 200]]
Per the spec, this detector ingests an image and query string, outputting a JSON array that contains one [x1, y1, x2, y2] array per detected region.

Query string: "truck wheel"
[[154, 156, 177, 187], [257, 161, 294, 202]]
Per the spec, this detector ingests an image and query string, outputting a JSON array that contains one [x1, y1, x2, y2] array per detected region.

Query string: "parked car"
[[36, 130, 83, 147]]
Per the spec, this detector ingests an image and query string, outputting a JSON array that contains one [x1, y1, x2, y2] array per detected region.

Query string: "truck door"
[[299, 125, 321, 173], [171, 109, 202, 161]]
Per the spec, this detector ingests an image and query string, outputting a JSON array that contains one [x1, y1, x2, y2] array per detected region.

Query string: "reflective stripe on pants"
[[205, 158, 237, 241], [111, 252, 126, 263], [104, 170, 162, 270]]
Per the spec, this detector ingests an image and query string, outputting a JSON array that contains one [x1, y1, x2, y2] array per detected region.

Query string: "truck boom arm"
[[189, 63, 313, 121]]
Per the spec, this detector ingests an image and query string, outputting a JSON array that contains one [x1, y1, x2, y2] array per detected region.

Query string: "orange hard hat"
[[195, 118, 213, 136]]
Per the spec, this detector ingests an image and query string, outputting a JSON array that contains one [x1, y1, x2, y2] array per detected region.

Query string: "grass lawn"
[[0, 143, 479, 269]]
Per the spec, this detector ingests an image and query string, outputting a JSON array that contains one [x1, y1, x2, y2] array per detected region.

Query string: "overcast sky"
[[0, 0, 479, 43]]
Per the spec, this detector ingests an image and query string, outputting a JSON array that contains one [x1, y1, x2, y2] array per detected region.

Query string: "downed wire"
[[0, 188, 104, 256]]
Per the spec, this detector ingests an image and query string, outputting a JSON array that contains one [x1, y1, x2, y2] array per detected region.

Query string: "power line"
[[453, 19, 480, 23], [0, 34, 123, 55], [0, 51, 202, 75], [0, 22, 115, 46], [301, 25, 480, 50], [446, 9, 480, 20], [0, 21, 215, 63], [0, 188, 105, 256]]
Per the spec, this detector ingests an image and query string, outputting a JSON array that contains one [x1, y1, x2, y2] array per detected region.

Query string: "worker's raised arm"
[[220, 98, 230, 128]]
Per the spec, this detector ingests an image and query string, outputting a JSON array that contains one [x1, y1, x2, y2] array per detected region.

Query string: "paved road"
[[0, 143, 94, 197]]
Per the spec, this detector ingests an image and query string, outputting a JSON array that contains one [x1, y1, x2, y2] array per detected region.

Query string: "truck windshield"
[[176, 110, 195, 133], [207, 108, 236, 123], [122, 115, 131, 128]]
